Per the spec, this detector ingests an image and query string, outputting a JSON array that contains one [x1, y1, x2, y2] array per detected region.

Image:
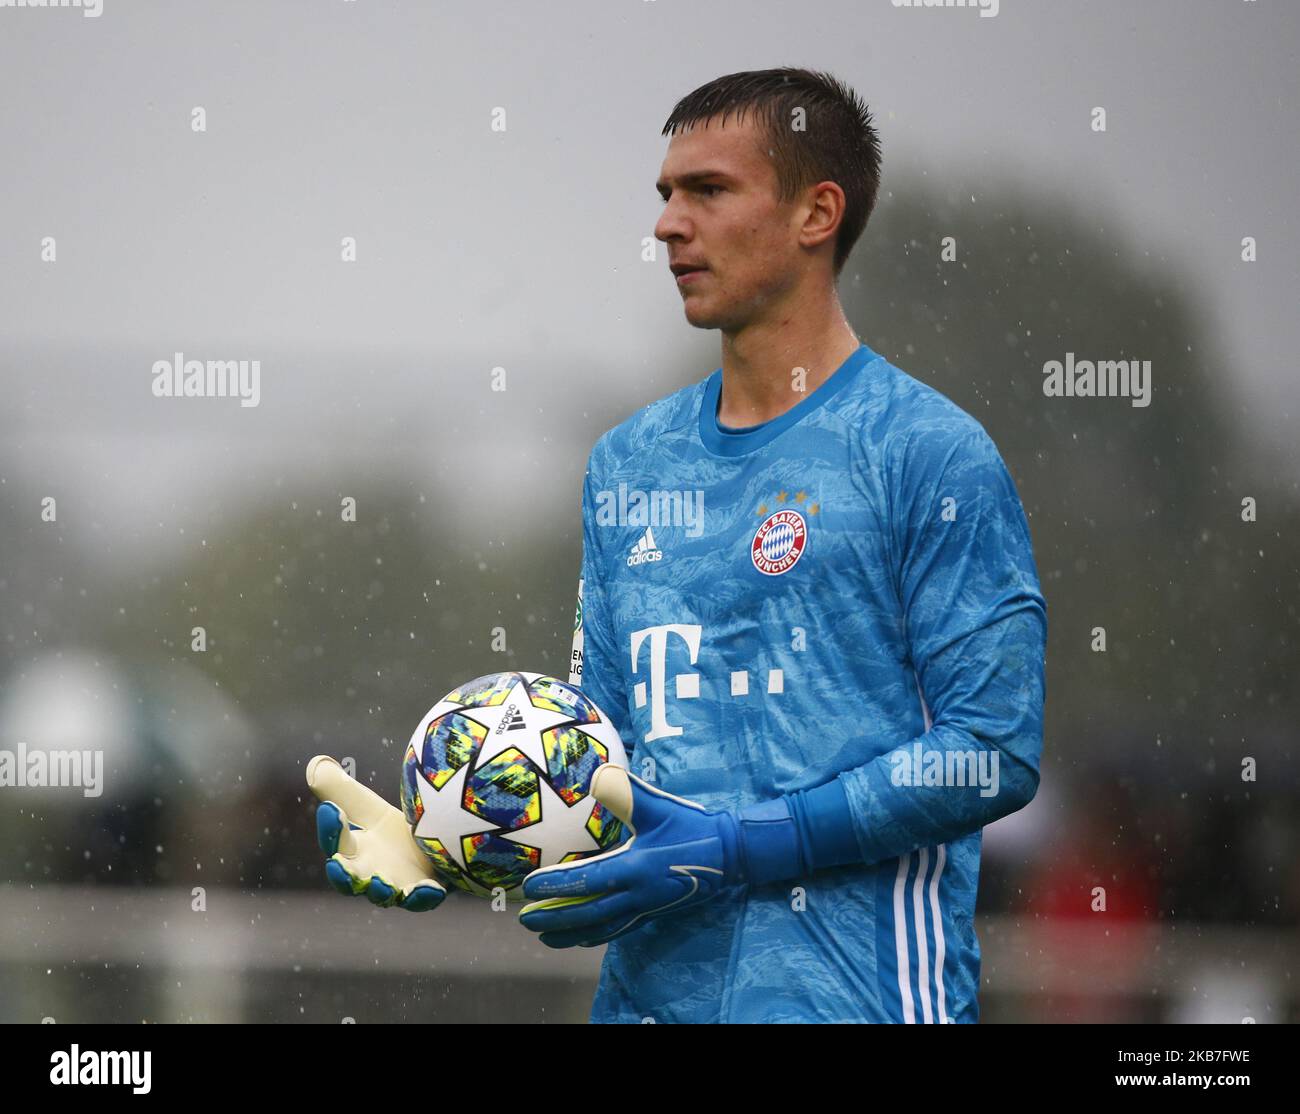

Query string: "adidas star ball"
[[399, 670, 628, 899]]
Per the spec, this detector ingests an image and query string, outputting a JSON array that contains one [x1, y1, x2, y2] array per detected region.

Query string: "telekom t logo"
[[629, 623, 702, 743]]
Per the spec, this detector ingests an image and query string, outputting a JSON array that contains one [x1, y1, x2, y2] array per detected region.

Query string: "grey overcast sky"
[[1, 0, 1297, 564]]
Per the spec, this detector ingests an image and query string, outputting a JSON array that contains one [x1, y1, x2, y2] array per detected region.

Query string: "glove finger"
[[538, 916, 640, 950], [325, 858, 364, 897], [317, 801, 360, 857], [521, 851, 633, 901], [317, 801, 342, 854], [317, 800, 358, 852], [519, 888, 640, 935], [365, 875, 399, 907], [576, 918, 644, 947], [307, 755, 394, 829], [382, 859, 446, 902], [399, 883, 447, 912], [590, 765, 635, 825]]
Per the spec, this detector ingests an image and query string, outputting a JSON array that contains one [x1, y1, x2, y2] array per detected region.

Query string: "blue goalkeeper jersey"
[[567, 341, 1046, 1023]]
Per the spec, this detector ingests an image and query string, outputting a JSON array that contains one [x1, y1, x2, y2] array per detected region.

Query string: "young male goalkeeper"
[[309, 67, 1046, 1024]]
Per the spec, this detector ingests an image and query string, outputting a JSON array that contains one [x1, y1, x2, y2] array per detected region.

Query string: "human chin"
[[683, 300, 719, 329], [681, 290, 729, 329]]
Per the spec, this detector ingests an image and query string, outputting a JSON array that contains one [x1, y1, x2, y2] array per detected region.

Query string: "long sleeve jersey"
[[567, 342, 1046, 1023]]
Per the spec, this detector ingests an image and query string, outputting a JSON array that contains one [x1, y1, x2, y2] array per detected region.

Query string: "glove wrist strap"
[[730, 797, 804, 885], [728, 778, 862, 886]]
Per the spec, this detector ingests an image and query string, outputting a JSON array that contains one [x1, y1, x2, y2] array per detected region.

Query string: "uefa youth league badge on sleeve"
[[568, 579, 584, 685]]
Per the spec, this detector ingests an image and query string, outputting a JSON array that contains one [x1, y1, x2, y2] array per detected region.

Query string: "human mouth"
[[671, 263, 708, 285]]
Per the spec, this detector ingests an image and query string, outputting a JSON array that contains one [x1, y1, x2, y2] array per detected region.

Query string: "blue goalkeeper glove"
[[518, 765, 812, 948]]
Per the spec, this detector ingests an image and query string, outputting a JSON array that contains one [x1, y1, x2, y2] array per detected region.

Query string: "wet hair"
[[662, 67, 883, 275]]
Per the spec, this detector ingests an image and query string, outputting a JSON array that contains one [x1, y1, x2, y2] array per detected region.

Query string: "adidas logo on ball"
[[495, 704, 527, 734]]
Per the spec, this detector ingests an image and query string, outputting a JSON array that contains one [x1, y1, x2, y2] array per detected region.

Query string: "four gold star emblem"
[[757, 491, 820, 515]]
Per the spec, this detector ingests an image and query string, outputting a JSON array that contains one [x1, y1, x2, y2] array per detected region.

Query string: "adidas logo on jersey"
[[627, 527, 664, 567]]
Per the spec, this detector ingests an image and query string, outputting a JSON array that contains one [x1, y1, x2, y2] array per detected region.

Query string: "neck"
[[716, 288, 861, 428]]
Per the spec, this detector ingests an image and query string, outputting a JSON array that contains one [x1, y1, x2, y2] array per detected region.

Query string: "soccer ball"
[[399, 670, 628, 899]]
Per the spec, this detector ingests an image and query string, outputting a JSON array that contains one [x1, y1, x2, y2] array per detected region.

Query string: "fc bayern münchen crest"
[[751, 508, 807, 575]]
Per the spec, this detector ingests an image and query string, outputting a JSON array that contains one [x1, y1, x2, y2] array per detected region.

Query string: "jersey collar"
[[698, 343, 879, 458]]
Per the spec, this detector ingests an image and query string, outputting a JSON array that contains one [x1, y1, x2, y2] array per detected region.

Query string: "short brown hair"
[[662, 67, 882, 276]]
